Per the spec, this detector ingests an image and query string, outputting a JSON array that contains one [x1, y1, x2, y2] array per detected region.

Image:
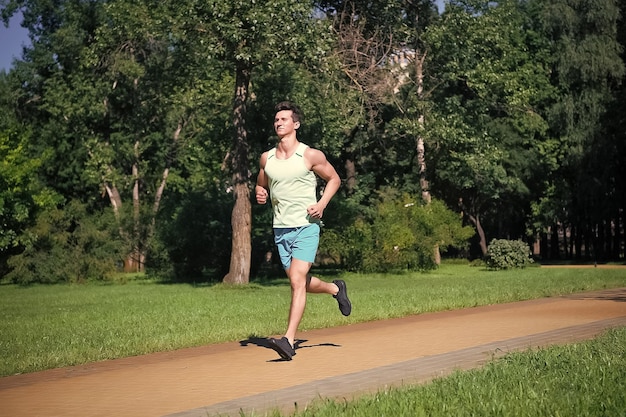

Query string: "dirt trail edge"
[[1, 288, 625, 417]]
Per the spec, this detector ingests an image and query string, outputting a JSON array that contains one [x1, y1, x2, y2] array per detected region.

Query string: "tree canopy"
[[1, 0, 624, 283]]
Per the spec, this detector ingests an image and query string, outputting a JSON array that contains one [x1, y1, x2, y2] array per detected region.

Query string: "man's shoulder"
[[265, 146, 277, 158], [303, 145, 326, 161]]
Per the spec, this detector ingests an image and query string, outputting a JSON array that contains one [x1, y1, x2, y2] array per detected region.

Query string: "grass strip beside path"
[[1, 264, 625, 376], [270, 327, 626, 417]]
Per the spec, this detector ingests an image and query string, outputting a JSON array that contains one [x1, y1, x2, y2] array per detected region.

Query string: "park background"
[[1, 0, 625, 285]]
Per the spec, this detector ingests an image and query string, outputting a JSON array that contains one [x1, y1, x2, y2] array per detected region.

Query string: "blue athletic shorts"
[[274, 223, 320, 270]]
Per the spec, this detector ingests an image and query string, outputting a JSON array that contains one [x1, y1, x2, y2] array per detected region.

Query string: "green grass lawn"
[[1, 263, 625, 377], [263, 327, 626, 417]]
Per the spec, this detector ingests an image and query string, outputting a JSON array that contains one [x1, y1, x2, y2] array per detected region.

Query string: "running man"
[[255, 101, 351, 360]]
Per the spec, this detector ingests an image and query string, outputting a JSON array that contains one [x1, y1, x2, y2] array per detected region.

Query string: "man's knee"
[[289, 271, 308, 289]]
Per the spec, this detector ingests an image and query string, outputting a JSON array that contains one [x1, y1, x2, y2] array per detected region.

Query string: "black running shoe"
[[269, 337, 295, 360], [333, 279, 352, 316]]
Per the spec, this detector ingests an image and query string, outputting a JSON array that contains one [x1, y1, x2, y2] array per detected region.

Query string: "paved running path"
[[1, 287, 625, 417]]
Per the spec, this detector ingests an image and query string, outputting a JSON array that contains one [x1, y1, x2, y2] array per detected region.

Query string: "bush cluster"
[[4, 201, 123, 284], [319, 191, 474, 273], [485, 239, 533, 270]]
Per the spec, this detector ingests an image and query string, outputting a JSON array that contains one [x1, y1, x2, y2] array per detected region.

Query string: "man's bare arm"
[[255, 152, 269, 204], [306, 148, 340, 218]]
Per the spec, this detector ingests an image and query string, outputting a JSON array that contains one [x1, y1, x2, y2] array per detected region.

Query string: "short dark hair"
[[275, 101, 304, 124]]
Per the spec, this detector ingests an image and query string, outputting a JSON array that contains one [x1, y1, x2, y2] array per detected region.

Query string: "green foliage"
[[486, 238, 534, 270], [0, 75, 63, 261], [149, 189, 232, 281], [4, 200, 124, 284], [195, 0, 323, 66], [541, 0, 624, 150], [319, 218, 373, 271], [320, 190, 474, 272], [0, 126, 50, 251], [526, 0, 626, 259], [423, 0, 556, 247], [1, 0, 625, 275], [6, 0, 240, 275]]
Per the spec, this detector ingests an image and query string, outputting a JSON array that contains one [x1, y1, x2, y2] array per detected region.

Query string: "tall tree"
[[191, 0, 327, 284], [532, 0, 625, 260], [423, 0, 555, 256], [2, 0, 227, 272], [86, 0, 237, 272]]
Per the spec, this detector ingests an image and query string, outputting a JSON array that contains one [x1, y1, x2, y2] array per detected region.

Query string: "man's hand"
[[307, 202, 326, 219], [256, 186, 269, 204]]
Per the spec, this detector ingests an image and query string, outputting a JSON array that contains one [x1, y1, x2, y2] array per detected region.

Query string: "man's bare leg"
[[284, 258, 339, 347], [306, 274, 339, 295]]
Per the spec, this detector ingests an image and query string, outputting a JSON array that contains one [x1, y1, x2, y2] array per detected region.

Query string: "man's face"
[[274, 110, 299, 137]]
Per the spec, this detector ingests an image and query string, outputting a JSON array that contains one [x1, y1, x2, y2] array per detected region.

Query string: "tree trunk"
[[105, 183, 139, 271], [100, 78, 182, 274], [550, 225, 560, 259], [415, 52, 430, 205], [104, 160, 144, 272], [414, 51, 439, 264], [467, 212, 488, 257], [127, 141, 144, 273], [562, 225, 570, 259], [223, 62, 252, 285], [225, 182, 251, 284], [597, 221, 605, 262], [613, 209, 622, 259], [105, 184, 123, 221]]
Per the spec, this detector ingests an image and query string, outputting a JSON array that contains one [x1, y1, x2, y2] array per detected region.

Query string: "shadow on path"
[[239, 337, 341, 361]]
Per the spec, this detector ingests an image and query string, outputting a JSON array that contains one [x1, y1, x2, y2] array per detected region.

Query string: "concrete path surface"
[[1, 287, 625, 417]]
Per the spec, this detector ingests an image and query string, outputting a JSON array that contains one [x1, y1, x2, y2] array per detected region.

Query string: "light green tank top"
[[265, 142, 319, 228]]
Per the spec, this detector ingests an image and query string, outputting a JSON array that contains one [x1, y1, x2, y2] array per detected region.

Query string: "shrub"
[[485, 239, 534, 270], [4, 200, 123, 284], [319, 218, 374, 271], [319, 190, 474, 272]]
